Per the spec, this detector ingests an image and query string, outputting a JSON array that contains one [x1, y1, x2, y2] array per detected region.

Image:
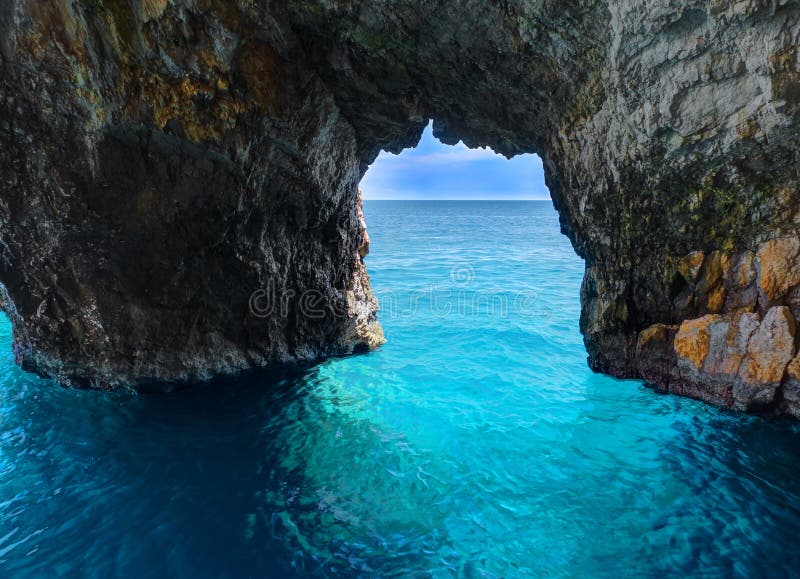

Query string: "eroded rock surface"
[[0, 0, 799, 411], [638, 243, 800, 416]]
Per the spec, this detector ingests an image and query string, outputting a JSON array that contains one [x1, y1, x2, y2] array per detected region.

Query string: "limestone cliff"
[[0, 0, 799, 414]]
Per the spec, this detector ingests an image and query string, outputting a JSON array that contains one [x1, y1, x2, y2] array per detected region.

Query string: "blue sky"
[[360, 122, 550, 200]]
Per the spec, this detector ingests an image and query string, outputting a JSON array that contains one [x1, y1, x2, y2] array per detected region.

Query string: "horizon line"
[[362, 198, 553, 201]]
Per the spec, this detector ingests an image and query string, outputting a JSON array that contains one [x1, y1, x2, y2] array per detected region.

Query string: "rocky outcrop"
[[657, 306, 795, 412], [0, 1, 799, 413], [0, 0, 385, 388], [637, 240, 800, 416]]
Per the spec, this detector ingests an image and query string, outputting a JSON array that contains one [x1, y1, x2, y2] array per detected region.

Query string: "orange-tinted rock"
[[670, 313, 738, 409], [736, 307, 797, 409], [674, 315, 720, 369], [672, 308, 798, 412], [706, 283, 727, 313], [638, 324, 671, 348], [703, 312, 759, 377], [678, 251, 705, 283], [757, 237, 800, 302], [739, 307, 796, 384], [693, 251, 727, 313], [698, 251, 724, 291]]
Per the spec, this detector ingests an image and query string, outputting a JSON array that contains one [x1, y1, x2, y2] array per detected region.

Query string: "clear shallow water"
[[1, 201, 799, 577]]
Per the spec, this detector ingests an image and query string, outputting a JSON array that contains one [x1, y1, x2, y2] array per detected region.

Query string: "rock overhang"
[[0, 0, 797, 416]]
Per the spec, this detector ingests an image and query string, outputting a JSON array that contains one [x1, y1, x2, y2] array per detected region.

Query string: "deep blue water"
[[1, 201, 799, 577]]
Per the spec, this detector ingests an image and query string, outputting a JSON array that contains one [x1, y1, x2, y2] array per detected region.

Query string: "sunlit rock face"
[[0, 1, 799, 411]]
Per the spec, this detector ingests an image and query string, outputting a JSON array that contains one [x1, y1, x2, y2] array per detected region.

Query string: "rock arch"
[[0, 0, 799, 414]]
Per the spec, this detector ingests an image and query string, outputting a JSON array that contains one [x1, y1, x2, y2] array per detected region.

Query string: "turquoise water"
[[1, 201, 799, 577]]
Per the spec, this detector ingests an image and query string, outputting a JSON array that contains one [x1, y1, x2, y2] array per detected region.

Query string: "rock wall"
[[0, 0, 799, 413], [0, 0, 384, 388]]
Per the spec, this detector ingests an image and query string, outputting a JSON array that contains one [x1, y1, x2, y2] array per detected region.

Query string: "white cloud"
[[359, 123, 549, 200], [376, 142, 540, 169]]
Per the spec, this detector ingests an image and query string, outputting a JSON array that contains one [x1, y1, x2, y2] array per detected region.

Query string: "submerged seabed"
[[0, 201, 798, 577]]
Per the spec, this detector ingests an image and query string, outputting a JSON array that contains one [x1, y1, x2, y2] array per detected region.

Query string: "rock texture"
[[0, 1, 799, 412], [0, 0, 386, 388]]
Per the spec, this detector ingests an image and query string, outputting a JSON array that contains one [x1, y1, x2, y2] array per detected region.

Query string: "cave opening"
[[356, 121, 570, 341], [360, 122, 548, 202]]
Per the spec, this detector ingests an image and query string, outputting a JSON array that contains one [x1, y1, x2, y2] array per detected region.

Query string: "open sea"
[[1, 201, 799, 577]]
